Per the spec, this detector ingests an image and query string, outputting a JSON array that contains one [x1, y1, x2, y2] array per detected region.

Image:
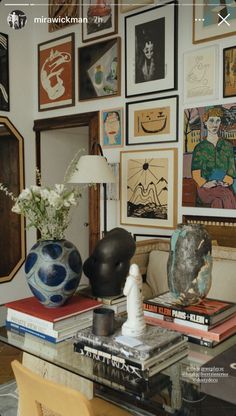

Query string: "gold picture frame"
[[120, 148, 178, 229]]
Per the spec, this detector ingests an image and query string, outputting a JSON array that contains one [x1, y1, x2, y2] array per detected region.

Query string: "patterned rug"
[[0, 381, 18, 416]]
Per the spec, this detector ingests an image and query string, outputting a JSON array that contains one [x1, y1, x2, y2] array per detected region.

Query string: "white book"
[[7, 308, 93, 331], [7, 315, 93, 338]]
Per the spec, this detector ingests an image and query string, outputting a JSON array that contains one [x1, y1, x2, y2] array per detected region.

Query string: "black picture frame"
[[126, 95, 178, 146], [78, 37, 121, 101], [125, 1, 178, 98], [0, 33, 10, 112]]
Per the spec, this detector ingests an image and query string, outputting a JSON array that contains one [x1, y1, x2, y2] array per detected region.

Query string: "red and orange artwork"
[[38, 34, 74, 111]]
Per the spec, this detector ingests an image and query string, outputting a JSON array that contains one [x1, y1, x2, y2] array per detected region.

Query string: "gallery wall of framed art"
[[3, 0, 236, 281]]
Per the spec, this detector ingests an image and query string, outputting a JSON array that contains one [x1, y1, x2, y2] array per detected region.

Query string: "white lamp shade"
[[68, 155, 116, 184]]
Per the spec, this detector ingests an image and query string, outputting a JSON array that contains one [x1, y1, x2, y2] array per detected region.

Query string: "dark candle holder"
[[92, 308, 115, 336]]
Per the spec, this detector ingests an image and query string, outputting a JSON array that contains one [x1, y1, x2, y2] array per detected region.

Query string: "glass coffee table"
[[0, 325, 236, 416]]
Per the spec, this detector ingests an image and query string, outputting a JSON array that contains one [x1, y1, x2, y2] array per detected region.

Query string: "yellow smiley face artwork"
[[134, 106, 170, 137]]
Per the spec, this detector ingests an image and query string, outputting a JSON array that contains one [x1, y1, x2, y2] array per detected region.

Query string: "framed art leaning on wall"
[[120, 148, 178, 229], [125, 1, 178, 98], [38, 33, 75, 111]]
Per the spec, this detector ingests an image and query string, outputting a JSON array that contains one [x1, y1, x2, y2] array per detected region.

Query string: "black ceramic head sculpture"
[[83, 227, 136, 297]]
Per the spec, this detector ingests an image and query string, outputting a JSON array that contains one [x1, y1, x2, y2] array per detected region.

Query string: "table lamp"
[[68, 142, 115, 234]]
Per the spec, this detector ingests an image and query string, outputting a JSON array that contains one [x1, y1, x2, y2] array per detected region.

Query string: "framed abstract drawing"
[[38, 33, 75, 111], [78, 37, 121, 101], [182, 104, 236, 211], [101, 108, 123, 148], [48, 0, 80, 32], [126, 95, 178, 145], [82, 0, 118, 43], [223, 46, 236, 98], [193, 0, 236, 44], [0, 33, 9, 111], [184, 46, 218, 103], [125, 2, 178, 98], [120, 148, 178, 228], [120, 0, 154, 13]]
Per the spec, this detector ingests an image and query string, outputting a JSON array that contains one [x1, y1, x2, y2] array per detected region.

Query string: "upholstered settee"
[[131, 239, 236, 303]]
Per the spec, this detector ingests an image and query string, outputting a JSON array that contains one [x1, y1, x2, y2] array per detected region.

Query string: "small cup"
[[92, 308, 115, 336]]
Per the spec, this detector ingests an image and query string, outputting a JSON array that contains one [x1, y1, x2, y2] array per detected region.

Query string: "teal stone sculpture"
[[167, 223, 212, 306]]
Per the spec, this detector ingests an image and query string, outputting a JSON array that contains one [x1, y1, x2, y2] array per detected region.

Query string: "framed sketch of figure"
[[0, 33, 9, 111], [38, 33, 75, 111], [125, 2, 178, 98], [101, 108, 123, 148]]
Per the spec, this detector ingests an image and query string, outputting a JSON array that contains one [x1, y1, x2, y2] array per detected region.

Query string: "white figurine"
[[122, 263, 146, 337]]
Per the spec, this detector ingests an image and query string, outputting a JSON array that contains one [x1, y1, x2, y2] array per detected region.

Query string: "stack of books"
[[5, 294, 102, 343], [143, 292, 236, 347], [74, 322, 188, 380], [79, 286, 127, 315]]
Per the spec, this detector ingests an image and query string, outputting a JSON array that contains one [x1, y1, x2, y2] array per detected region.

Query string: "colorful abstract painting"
[[183, 104, 236, 210]]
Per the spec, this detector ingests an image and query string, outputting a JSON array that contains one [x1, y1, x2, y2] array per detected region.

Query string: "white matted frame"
[[125, 2, 178, 98], [184, 45, 218, 103], [126, 95, 178, 145], [120, 148, 178, 229], [193, 0, 236, 44]]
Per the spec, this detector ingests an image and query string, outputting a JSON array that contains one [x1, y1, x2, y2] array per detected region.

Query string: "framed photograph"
[[183, 104, 236, 211], [120, 0, 154, 14], [0, 33, 9, 111], [125, 2, 178, 98], [184, 46, 218, 103], [126, 95, 178, 145], [82, 0, 118, 43], [101, 108, 123, 148], [38, 33, 75, 111], [78, 37, 121, 101], [223, 46, 236, 98], [193, 0, 236, 44], [120, 148, 178, 229], [48, 0, 80, 32]]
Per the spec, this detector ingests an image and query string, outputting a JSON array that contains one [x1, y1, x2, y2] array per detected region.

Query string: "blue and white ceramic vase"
[[24, 239, 82, 307], [167, 224, 212, 306]]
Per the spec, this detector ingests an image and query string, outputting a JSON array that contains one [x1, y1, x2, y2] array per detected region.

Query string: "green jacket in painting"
[[191, 138, 236, 181]]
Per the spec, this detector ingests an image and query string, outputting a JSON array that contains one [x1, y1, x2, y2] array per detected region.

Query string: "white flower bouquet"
[[0, 182, 81, 240]]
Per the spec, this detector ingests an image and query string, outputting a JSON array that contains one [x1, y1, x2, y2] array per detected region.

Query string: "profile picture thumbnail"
[[7, 10, 27, 30]]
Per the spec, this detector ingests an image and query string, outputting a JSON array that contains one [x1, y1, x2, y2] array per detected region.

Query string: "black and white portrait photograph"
[[125, 2, 178, 98], [135, 18, 165, 84]]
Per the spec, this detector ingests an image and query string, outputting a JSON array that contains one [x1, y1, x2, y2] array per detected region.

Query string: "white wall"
[[0, 2, 235, 304]]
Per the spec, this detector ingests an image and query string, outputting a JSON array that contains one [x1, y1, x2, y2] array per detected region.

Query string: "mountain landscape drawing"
[[127, 157, 169, 219]]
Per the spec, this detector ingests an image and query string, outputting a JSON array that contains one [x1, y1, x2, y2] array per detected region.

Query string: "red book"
[[145, 313, 236, 342], [6, 295, 102, 323]]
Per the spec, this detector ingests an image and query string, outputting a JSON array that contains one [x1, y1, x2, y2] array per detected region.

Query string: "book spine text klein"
[[143, 302, 210, 325]]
